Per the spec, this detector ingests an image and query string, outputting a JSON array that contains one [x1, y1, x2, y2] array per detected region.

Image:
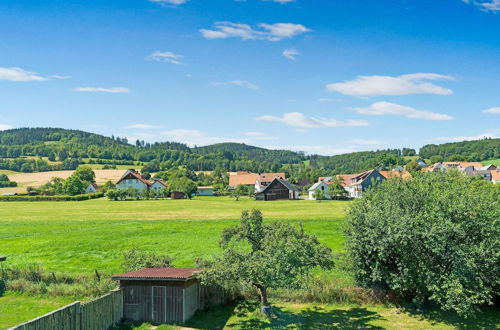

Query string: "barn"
[[170, 191, 186, 199], [113, 268, 201, 324], [255, 178, 299, 201]]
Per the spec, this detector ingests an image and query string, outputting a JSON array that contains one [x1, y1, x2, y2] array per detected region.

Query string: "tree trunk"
[[259, 286, 268, 306]]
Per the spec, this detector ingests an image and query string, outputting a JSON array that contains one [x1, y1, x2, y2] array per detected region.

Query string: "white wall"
[[116, 179, 148, 190]]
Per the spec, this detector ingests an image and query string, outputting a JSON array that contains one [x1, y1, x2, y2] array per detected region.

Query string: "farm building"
[[170, 191, 186, 199], [229, 171, 287, 192], [255, 173, 286, 192], [116, 170, 151, 191], [85, 182, 100, 194], [113, 267, 231, 325], [256, 178, 299, 201], [151, 179, 168, 193], [196, 186, 214, 196]]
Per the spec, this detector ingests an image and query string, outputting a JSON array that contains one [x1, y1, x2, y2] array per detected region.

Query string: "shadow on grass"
[[187, 300, 385, 329], [402, 305, 500, 330]]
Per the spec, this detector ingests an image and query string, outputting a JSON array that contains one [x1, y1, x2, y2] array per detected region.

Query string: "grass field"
[[0, 197, 349, 275], [1, 196, 498, 329], [0, 292, 73, 329]]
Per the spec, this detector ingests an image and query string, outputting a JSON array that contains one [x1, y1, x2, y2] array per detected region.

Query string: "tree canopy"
[[345, 171, 500, 316], [200, 210, 334, 309]]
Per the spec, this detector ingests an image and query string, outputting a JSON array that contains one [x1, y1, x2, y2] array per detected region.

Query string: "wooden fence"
[[9, 289, 123, 330]]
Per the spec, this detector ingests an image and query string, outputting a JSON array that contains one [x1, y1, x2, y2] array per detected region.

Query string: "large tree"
[[73, 165, 96, 183], [345, 171, 500, 316], [200, 210, 334, 312], [169, 176, 197, 199]]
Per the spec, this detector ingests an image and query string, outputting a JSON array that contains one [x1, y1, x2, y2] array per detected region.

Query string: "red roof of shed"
[[112, 267, 201, 280]]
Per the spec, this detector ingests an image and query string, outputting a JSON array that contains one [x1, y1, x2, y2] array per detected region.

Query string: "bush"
[[0, 192, 103, 201], [345, 171, 500, 316], [0, 181, 17, 187], [121, 249, 173, 272]]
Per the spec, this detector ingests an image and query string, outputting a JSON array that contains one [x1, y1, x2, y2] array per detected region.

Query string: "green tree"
[[429, 155, 444, 164], [405, 160, 422, 173], [62, 175, 86, 195], [232, 184, 252, 201], [169, 177, 197, 199], [329, 177, 346, 200], [312, 189, 325, 201], [0, 174, 9, 182], [73, 165, 96, 183], [345, 172, 500, 316], [101, 180, 116, 192], [200, 210, 334, 311]]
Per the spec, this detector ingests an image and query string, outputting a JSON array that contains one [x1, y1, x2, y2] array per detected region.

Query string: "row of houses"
[[423, 161, 500, 183], [308, 161, 500, 200], [86, 169, 215, 198]]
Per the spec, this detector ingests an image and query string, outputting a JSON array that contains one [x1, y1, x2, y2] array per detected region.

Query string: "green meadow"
[[1, 197, 498, 329], [0, 197, 349, 275]]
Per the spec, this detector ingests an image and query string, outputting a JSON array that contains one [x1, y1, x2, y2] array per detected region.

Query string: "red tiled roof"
[[116, 170, 152, 186], [491, 170, 500, 181], [112, 267, 201, 280], [229, 173, 259, 187]]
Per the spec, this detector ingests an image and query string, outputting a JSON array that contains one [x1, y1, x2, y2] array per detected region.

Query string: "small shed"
[[196, 186, 214, 196], [113, 268, 201, 324], [170, 191, 186, 199], [256, 178, 299, 201]]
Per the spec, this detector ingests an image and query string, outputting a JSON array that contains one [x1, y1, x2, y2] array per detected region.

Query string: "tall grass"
[[0, 264, 116, 299]]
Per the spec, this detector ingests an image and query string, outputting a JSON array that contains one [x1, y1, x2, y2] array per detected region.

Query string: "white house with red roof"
[[116, 169, 152, 191]]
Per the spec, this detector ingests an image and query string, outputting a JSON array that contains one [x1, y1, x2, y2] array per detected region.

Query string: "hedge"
[[0, 192, 104, 201], [0, 181, 17, 187]]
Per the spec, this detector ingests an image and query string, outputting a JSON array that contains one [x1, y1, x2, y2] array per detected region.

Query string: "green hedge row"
[[0, 192, 104, 201], [0, 181, 17, 187]]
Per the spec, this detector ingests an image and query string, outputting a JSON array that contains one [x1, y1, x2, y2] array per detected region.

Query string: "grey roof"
[[480, 165, 496, 171], [262, 178, 298, 193]]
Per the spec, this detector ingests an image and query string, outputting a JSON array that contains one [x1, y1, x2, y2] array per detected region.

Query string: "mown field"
[[1, 197, 498, 329]]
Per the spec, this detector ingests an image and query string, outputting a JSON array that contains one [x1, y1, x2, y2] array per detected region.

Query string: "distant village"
[[85, 159, 500, 201]]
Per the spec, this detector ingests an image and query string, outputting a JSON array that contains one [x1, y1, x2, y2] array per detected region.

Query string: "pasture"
[[0, 197, 349, 275]]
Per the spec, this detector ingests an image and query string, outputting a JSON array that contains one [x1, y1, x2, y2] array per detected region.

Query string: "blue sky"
[[0, 0, 499, 155]]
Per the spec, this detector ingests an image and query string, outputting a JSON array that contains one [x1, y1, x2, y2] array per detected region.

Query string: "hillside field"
[[0, 169, 125, 194], [1, 197, 498, 329]]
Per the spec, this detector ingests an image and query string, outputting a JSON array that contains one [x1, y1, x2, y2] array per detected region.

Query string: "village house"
[[491, 170, 500, 184], [308, 181, 331, 200], [84, 182, 100, 194], [254, 173, 286, 192], [379, 169, 412, 180], [255, 178, 299, 201], [150, 178, 168, 193], [116, 169, 152, 191]]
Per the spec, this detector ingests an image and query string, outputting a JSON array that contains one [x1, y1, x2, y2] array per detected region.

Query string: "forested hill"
[[0, 127, 497, 175], [420, 138, 500, 161]]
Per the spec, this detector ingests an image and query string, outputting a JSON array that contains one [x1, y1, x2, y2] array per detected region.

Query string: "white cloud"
[[149, 0, 188, 4], [123, 124, 161, 129], [483, 107, 500, 114], [318, 98, 334, 102], [256, 112, 369, 128], [147, 51, 184, 65], [352, 101, 453, 120], [282, 49, 299, 61], [0, 67, 47, 82], [74, 87, 131, 93], [244, 131, 277, 140], [0, 124, 13, 131], [200, 22, 311, 41], [162, 129, 249, 146], [208, 80, 259, 90], [462, 0, 500, 12], [433, 132, 499, 143], [326, 73, 453, 97]]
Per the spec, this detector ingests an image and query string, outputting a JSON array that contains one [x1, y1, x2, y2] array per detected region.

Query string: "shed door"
[[152, 286, 166, 324]]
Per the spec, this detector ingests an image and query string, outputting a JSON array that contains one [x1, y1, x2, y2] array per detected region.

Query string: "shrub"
[[345, 171, 500, 316], [121, 249, 173, 272], [0, 192, 103, 201]]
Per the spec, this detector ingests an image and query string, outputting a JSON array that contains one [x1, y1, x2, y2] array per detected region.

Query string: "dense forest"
[[0, 128, 498, 177]]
